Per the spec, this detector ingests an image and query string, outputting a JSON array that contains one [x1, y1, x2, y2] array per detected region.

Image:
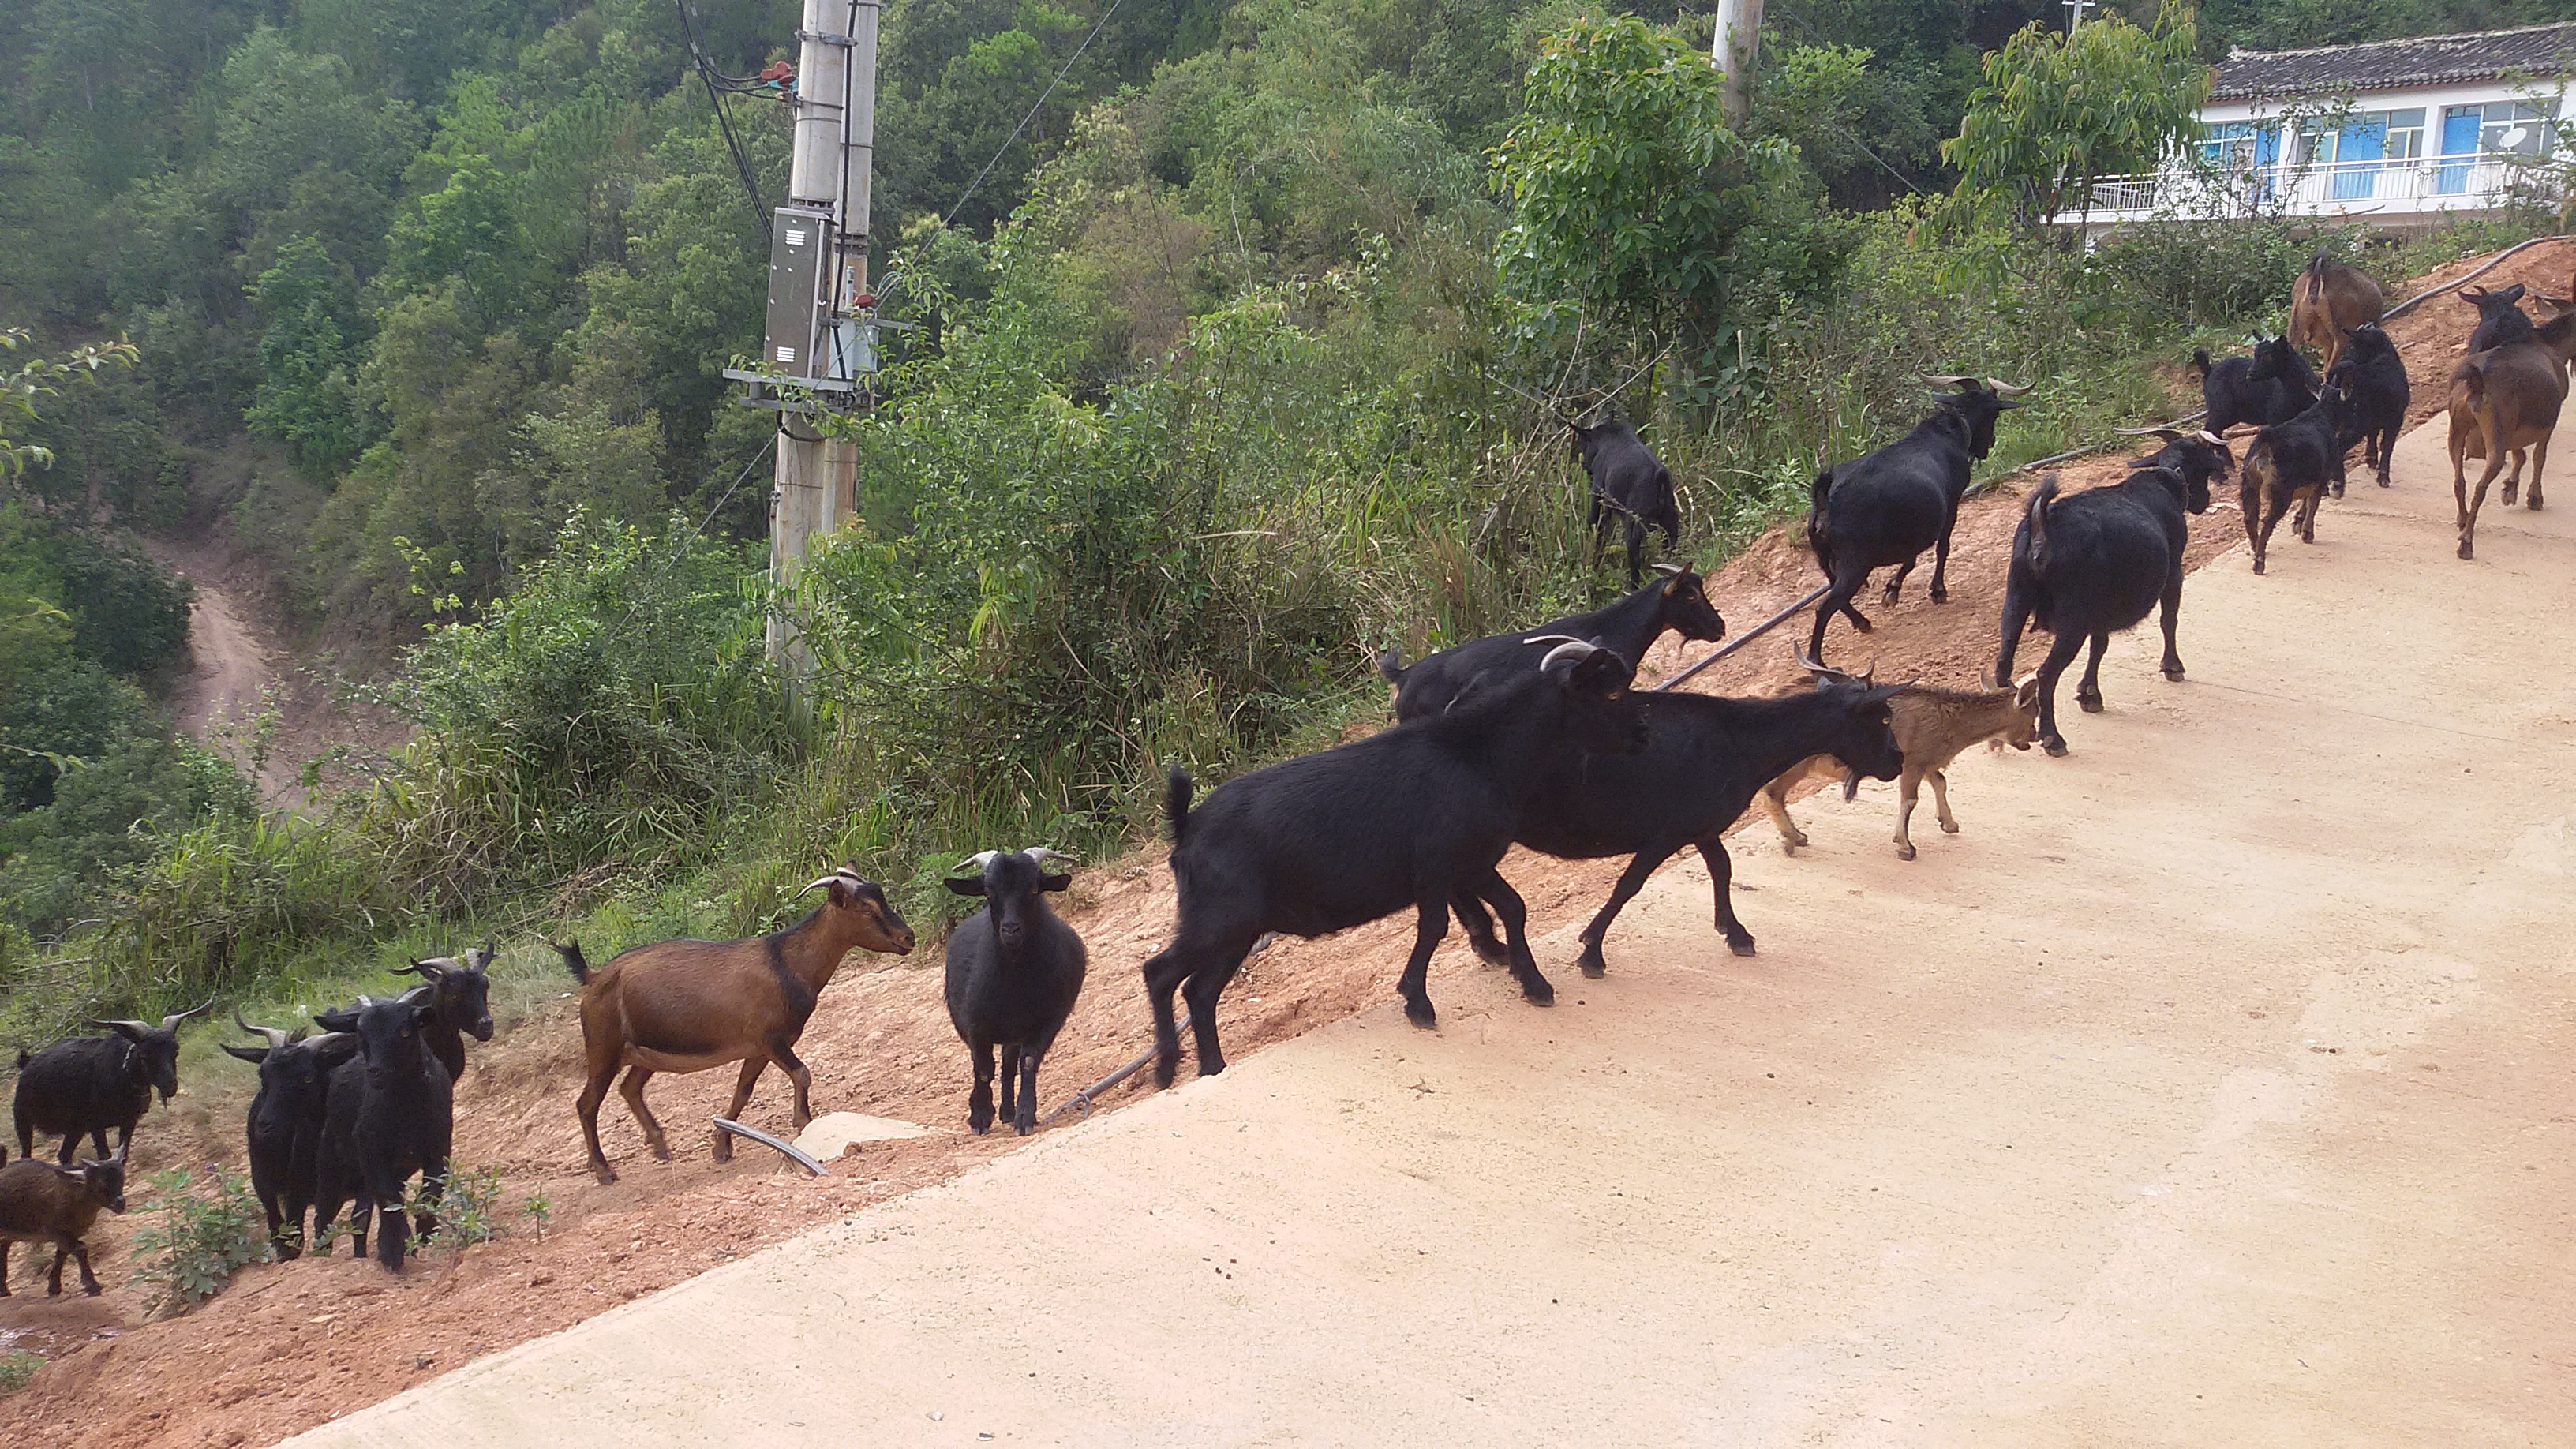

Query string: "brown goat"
[[1760, 680, 2040, 860], [0, 1148, 126, 1296], [2450, 308, 2576, 559], [2290, 251, 2384, 374], [555, 866, 915, 1185]]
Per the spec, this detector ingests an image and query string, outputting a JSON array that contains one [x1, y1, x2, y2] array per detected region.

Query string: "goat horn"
[[159, 996, 215, 1031], [953, 851, 1001, 875], [799, 873, 848, 895], [1023, 847, 1079, 866], [2197, 429, 2229, 448], [1918, 373, 1979, 388], [1523, 633, 1586, 646], [1648, 562, 1686, 577], [302, 1032, 352, 1053], [88, 1020, 152, 1034], [1537, 639, 1600, 674], [2114, 425, 2189, 441], [1984, 378, 2033, 397], [232, 1008, 291, 1052], [1791, 644, 1858, 683], [393, 958, 450, 981]]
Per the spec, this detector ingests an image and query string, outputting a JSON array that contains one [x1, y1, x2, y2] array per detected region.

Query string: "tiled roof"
[[2212, 22, 2576, 101]]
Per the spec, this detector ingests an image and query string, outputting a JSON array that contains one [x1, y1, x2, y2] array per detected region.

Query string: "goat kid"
[[944, 849, 1088, 1136], [2326, 322, 2409, 490], [223, 1014, 355, 1260], [0, 1148, 126, 1297], [2239, 385, 2356, 575], [2189, 335, 2319, 436], [311, 995, 453, 1271], [1760, 673, 2039, 860]]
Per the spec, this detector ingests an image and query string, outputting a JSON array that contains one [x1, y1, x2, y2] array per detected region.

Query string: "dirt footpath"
[[275, 420, 2576, 1446]]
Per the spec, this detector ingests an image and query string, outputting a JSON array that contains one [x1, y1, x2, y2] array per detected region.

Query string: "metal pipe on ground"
[[1653, 583, 1830, 693]]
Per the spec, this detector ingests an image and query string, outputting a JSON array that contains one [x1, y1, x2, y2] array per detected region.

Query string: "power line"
[[676, 0, 773, 244], [938, 0, 1128, 232]]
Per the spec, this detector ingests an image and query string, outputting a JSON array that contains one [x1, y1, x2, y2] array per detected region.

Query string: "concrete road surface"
[[286, 424, 2576, 1447]]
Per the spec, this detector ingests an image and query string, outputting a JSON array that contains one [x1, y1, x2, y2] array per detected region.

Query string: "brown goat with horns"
[[553, 865, 915, 1184]]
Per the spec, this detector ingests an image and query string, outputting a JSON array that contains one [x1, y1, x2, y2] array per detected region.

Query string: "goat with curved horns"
[[555, 865, 915, 1184], [13, 998, 212, 1165]]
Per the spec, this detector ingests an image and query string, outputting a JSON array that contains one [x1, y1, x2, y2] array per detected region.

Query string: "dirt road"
[[277, 420, 2576, 1446]]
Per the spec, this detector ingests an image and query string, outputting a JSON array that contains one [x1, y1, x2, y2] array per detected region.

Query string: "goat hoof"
[[1930, 586, 1949, 605], [1727, 938, 1758, 958], [2077, 695, 2103, 713], [2459, 541, 2475, 560], [2042, 737, 2069, 757], [1896, 844, 1918, 861], [1520, 980, 1556, 1007], [2162, 665, 2185, 680], [1469, 937, 1511, 968], [1403, 1000, 1438, 1030], [1848, 616, 1874, 634], [1577, 956, 1608, 979], [2530, 496, 2547, 511], [592, 1168, 618, 1186]]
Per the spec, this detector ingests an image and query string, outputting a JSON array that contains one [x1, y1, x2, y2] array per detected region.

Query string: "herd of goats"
[[0, 249, 2559, 1300]]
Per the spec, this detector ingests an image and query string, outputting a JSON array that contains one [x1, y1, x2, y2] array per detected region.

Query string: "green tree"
[[1492, 16, 1792, 365], [1941, 5, 2210, 230], [248, 237, 366, 471]]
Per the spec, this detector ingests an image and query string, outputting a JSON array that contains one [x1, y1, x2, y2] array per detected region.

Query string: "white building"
[[2084, 22, 2576, 233]]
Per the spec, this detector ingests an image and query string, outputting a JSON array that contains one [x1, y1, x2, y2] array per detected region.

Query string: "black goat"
[[2189, 335, 2320, 436], [312, 995, 453, 1271], [316, 945, 495, 1083], [1142, 638, 1648, 1085], [0, 1149, 126, 1297], [1380, 565, 1724, 721], [223, 1014, 355, 1260], [2461, 283, 2534, 355], [1571, 417, 1683, 586], [943, 848, 1088, 1136], [1447, 670, 1906, 971], [1805, 375, 2027, 664], [12, 999, 212, 1165], [2240, 384, 2358, 575], [2326, 322, 2409, 491], [1994, 431, 2229, 754]]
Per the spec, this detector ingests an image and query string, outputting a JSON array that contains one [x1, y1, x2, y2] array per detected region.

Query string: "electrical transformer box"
[[762, 203, 835, 381]]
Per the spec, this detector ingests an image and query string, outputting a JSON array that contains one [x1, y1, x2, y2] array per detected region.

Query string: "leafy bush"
[[405, 1165, 507, 1259], [127, 1166, 268, 1316], [0, 1350, 41, 1394]]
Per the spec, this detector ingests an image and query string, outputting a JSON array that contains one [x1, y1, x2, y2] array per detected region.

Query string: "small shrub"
[[406, 1165, 505, 1258], [519, 1189, 552, 1240], [127, 1166, 268, 1315], [0, 1350, 42, 1394]]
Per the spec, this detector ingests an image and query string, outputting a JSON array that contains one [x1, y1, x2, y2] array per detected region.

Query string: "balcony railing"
[[2083, 155, 2550, 223]]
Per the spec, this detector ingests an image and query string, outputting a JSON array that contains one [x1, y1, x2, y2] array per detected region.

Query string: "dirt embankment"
[[0, 244, 2531, 1449]]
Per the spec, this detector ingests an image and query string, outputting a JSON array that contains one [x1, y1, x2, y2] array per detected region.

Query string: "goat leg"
[[45, 1240, 67, 1295], [1447, 891, 1511, 966], [1930, 768, 1960, 835], [1578, 844, 1678, 975], [2528, 436, 2549, 511], [1691, 839, 1758, 957], [1881, 557, 1915, 606], [1180, 937, 1255, 1079], [967, 1041, 997, 1133], [1758, 779, 1808, 855], [998, 1044, 1021, 1130], [1929, 526, 1953, 604], [1470, 871, 1553, 1007], [1141, 947, 1191, 1087], [769, 1040, 817, 1133], [1013, 1046, 1043, 1136], [413, 1160, 446, 1249], [1894, 767, 1923, 860], [2157, 578, 2185, 680], [2076, 632, 2110, 712], [2031, 628, 2087, 754], [1395, 900, 1448, 1028], [0, 1238, 9, 1296], [618, 1065, 672, 1163]]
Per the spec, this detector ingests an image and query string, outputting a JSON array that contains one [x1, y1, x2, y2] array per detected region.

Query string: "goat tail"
[[1376, 648, 1406, 685], [2024, 474, 2061, 574], [1163, 766, 1194, 844], [13, 1046, 26, 1071], [552, 940, 591, 986], [1804, 467, 1835, 571], [2188, 347, 2212, 382]]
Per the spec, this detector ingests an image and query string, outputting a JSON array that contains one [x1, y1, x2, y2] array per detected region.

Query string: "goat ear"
[[2016, 677, 2042, 707], [944, 876, 987, 897], [1039, 873, 1073, 893], [220, 1043, 268, 1065]]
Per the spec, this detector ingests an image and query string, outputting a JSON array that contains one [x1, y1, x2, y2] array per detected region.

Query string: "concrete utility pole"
[[1713, 0, 1763, 126], [766, 0, 880, 687]]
